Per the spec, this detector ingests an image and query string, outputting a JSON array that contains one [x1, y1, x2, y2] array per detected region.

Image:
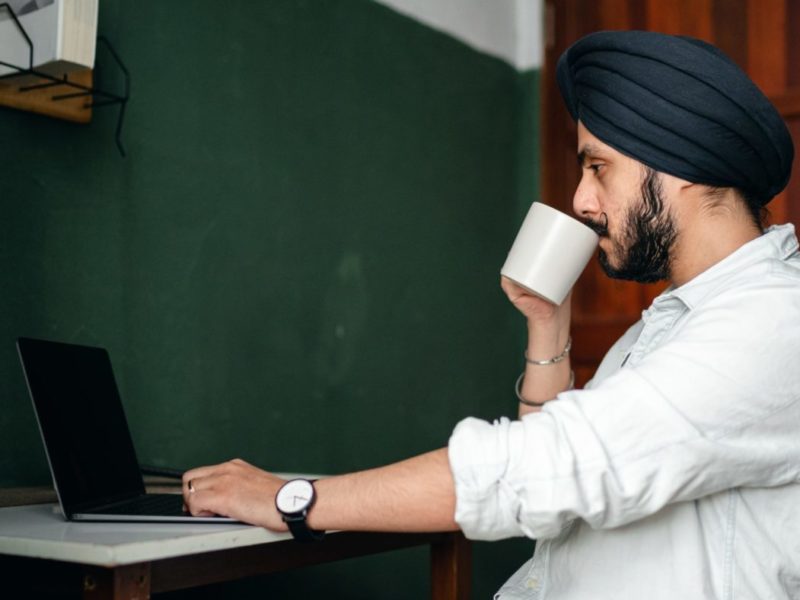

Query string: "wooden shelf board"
[[0, 68, 93, 123]]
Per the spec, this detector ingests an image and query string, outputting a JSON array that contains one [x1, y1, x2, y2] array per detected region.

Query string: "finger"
[[182, 480, 195, 506], [183, 472, 217, 502], [180, 501, 214, 517], [500, 275, 526, 296], [182, 472, 214, 504], [182, 469, 235, 509], [184, 488, 226, 518], [182, 463, 232, 497]]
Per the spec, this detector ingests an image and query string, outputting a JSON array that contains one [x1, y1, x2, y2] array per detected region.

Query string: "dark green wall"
[[0, 0, 540, 597]]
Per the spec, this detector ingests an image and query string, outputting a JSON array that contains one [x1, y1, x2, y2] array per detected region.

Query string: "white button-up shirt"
[[449, 224, 800, 599]]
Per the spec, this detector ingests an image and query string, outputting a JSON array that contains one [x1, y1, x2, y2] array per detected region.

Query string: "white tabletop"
[[0, 503, 289, 567]]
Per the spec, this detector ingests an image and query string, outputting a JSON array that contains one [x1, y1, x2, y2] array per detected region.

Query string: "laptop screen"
[[17, 338, 146, 513]]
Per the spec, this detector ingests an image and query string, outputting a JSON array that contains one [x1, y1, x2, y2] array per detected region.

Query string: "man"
[[184, 31, 800, 598]]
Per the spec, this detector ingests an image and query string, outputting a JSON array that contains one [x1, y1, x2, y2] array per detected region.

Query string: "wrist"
[[526, 322, 571, 362], [525, 335, 571, 365], [516, 368, 575, 406], [516, 331, 574, 409]]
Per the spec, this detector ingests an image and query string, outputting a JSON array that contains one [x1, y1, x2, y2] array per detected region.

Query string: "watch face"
[[276, 479, 314, 514]]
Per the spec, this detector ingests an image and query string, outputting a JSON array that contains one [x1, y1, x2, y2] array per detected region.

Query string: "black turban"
[[557, 30, 794, 205]]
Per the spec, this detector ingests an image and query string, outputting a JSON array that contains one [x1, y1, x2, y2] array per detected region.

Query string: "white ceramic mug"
[[501, 202, 599, 305]]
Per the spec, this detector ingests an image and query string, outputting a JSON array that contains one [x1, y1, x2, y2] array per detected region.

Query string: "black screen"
[[17, 338, 145, 513]]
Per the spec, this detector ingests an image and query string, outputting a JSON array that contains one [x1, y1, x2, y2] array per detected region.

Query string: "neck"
[[668, 191, 762, 287]]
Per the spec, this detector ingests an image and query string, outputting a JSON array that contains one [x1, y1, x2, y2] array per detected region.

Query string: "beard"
[[583, 167, 677, 283]]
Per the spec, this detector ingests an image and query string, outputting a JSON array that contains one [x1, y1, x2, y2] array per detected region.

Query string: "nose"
[[572, 172, 600, 219]]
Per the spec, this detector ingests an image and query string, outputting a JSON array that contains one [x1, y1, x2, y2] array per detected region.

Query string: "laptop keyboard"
[[95, 493, 187, 516]]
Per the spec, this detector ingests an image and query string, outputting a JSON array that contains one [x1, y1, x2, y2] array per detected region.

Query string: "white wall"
[[375, 0, 543, 71]]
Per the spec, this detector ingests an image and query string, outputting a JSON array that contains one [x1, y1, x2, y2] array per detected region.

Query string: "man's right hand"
[[500, 276, 571, 329]]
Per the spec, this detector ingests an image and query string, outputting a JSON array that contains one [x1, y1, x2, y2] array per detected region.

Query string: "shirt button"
[[525, 577, 539, 589]]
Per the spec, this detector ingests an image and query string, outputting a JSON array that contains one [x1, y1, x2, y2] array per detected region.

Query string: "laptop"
[[17, 337, 236, 523]]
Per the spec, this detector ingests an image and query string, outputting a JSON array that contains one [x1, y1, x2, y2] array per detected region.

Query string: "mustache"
[[582, 212, 609, 237]]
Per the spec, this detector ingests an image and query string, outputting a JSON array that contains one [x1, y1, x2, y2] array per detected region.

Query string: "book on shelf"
[[0, 0, 98, 79]]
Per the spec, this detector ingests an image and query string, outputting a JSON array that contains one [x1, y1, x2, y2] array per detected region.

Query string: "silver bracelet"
[[515, 370, 575, 406], [524, 336, 572, 366]]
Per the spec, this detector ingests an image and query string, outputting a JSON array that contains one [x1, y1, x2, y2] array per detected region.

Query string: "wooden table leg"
[[83, 562, 151, 600], [430, 532, 471, 600]]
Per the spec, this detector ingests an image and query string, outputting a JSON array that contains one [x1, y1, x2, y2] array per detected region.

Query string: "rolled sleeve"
[[448, 416, 528, 540], [447, 371, 688, 541], [448, 360, 800, 542]]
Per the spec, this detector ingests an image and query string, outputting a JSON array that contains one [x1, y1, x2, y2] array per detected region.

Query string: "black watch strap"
[[284, 513, 326, 542]]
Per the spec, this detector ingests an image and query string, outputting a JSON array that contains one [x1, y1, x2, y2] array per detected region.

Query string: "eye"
[[587, 163, 604, 174]]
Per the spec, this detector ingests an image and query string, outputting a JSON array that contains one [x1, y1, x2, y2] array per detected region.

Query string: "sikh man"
[[184, 31, 800, 599]]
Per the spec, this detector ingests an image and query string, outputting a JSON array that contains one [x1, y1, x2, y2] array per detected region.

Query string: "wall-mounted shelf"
[[0, 68, 93, 123], [0, 3, 130, 155]]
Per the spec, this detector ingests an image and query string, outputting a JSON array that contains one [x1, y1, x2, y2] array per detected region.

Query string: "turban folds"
[[556, 30, 794, 205]]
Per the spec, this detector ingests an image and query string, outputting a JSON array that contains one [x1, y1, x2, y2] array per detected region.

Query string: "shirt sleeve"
[[448, 284, 800, 541]]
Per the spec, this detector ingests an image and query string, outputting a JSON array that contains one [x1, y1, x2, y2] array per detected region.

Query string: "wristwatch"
[[274, 478, 325, 542]]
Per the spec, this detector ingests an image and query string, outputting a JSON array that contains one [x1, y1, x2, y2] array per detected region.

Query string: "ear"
[[679, 181, 709, 205], [659, 173, 697, 200]]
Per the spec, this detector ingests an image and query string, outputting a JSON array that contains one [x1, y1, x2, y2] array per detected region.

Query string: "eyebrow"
[[577, 143, 604, 166]]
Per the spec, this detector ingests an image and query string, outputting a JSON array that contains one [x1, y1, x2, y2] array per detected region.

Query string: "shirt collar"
[[654, 223, 798, 311]]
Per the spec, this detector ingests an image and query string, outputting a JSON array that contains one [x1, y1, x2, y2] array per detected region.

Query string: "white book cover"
[[0, 0, 98, 78]]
